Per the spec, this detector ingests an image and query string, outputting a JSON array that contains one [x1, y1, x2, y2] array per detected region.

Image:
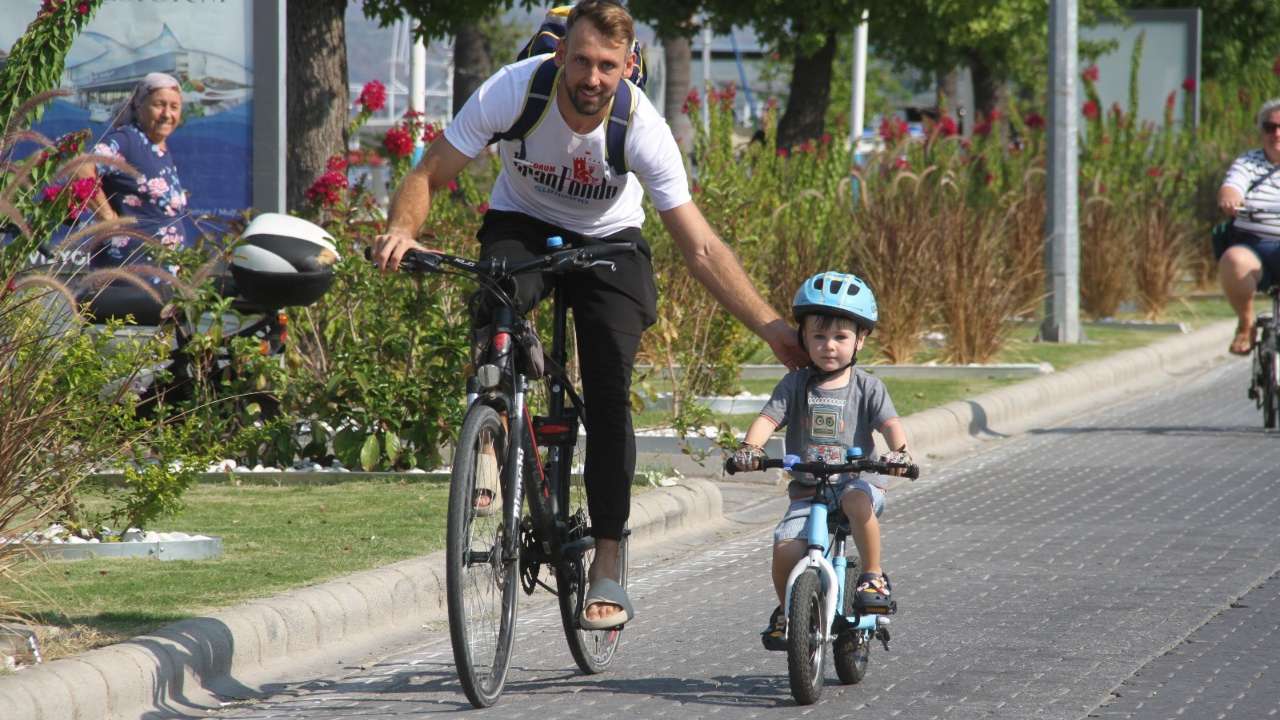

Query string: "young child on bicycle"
[[731, 271, 911, 650]]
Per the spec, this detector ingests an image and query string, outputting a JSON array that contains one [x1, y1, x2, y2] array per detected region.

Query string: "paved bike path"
[[197, 355, 1280, 720]]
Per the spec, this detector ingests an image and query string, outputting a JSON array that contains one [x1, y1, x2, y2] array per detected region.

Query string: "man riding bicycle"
[[372, 0, 806, 630]]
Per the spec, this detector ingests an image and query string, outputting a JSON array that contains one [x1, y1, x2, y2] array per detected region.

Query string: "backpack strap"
[[605, 78, 637, 176], [488, 56, 559, 146]]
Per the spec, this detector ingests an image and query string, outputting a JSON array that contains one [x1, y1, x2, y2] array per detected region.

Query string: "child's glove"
[[732, 442, 768, 472], [882, 445, 914, 476]]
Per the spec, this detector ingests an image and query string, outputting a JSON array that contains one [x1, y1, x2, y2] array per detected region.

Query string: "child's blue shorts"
[[773, 477, 885, 544]]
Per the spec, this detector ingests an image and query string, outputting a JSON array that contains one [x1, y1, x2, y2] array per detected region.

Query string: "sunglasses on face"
[[1263, 121, 1280, 134]]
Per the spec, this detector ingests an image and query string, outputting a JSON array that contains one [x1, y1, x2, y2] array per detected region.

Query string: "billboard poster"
[[1, 0, 255, 261]]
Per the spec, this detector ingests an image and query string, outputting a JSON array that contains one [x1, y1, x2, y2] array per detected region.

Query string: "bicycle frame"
[[782, 477, 885, 644]]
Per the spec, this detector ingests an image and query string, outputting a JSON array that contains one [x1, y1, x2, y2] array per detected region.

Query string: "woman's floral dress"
[[91, 122, 190, 267]]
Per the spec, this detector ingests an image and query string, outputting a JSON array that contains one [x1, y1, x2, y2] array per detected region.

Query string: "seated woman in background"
[[78, 72, 191, 268]]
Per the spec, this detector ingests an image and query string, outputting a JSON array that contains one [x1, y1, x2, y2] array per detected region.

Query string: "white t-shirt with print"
[[444, 55, 691, 237], [1223, 148, 1280, 239]]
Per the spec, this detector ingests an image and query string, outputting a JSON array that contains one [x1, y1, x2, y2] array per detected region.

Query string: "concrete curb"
[[0, 478, 723, 720], [0, 321, 1236, 719]]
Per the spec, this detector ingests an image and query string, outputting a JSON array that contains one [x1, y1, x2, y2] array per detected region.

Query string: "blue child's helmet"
[[792, 271, 878, 332]]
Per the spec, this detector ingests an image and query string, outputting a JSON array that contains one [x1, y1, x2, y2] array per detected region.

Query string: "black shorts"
[[1214, 221, 1280, 291], [473, 210, 658, 335]]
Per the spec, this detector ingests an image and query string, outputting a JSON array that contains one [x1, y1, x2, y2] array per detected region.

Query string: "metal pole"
[[410, 25, 427, 166], [702, 21, 712, 136], [850, 10, 869, 157], [1041, 0, 1081, 343]]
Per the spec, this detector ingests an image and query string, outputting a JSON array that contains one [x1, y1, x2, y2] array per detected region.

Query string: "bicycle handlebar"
[[364, 241, 638, 279], [723, 455, 920, 481]]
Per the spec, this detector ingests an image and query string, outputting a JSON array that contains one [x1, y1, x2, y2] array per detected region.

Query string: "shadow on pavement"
[[1028, 424, 1269, 438]]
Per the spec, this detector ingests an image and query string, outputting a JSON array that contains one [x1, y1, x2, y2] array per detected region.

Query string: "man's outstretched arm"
[[371, 138, 473, 272], [659, 201, 807, 369]]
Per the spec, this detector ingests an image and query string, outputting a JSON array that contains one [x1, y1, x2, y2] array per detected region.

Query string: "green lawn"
[[4, 480, 449, 646]]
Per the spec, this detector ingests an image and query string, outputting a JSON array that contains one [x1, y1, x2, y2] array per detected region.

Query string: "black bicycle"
[[1237, 203, 1280, 429], [378, 238, 635, 707]]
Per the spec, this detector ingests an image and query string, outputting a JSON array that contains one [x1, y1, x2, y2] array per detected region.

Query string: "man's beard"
[[568, 83, 613, 116]]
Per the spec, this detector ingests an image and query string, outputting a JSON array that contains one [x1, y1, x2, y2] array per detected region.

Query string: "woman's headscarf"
[[112, 72, 182, 129]]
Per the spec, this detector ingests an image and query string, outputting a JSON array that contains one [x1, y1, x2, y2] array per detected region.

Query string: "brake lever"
[[579, 259, 617, 272]]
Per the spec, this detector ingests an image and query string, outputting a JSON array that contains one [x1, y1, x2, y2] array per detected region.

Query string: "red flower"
[[682, 88, 700, 114], [77, 2, 90, 14], [1146, 167, 1163, 178], [820, 133, 833, 145], [1082, 65, 1099, 83], [973, 120, 992, 137], [893, 157, 910, 171], [1165, 91, 1176, 111], [422, 123, 441, 144], [984, 172, 995, 186], [937, 116, 958, 136], [357, 80, 387, 113], [691, 182, 701, 194], [1023, 112, 1045, 130], [305, 170, 348, 207], [70, 177, 97, 202], [326, 155, 347, 173], [799, 140, 815, 154], [41, 184, 64, 202], [1181, 77, 1196, 92], [1273, 56, 1280, 77], [1082, 100, 1100, 120], [878, 115, 908, 142], [382, 127, 414, 158], [476, 201, 489, 215], [1109, 102, 1124, 121], [777, 147, 789, 158]]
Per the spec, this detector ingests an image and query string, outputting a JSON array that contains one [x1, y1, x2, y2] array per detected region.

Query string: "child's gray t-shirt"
[[760, 367, 898, 489]]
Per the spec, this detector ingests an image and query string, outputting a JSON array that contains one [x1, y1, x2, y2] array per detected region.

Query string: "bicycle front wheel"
[[556, 481, 627, 674], [787, 568, 827, 705], [446, 403, 519, 708], [834, 559, 872, 685], [1264, 347, 1278, 430]]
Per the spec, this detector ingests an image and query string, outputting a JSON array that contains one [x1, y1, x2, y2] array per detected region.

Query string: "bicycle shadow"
[[502, 670, 799, 709]]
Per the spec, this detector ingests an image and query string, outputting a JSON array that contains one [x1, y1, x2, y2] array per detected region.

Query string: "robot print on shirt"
[[805, 394, 846, 466]]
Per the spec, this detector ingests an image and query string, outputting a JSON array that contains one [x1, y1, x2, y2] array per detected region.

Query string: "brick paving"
[[209, 358, 1280, 719]]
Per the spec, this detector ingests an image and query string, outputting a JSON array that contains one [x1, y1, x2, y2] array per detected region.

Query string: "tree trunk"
[[967, 52, 1007, 122], [777, 30, 837, 150], [285, 0, 348, 212], [661, 32, 694, 153], [935, 68, 959, 114], [452, 23, 491, 116]]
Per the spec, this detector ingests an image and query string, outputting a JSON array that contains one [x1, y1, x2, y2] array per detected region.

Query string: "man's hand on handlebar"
[[732, 442, 768, 472], [881, 446, 914, 477], [371, 229, 436, 273]]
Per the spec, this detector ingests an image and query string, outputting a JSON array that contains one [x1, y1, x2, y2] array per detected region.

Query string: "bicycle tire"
[[1265, 346, 1278, 430], [834, 559, 872, 685], [787, 569, 827, 705], [556, 479, 627, 674], [446, 403, 519, 708]]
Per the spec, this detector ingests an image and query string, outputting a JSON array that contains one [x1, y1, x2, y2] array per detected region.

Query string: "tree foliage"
[[1120, 0, 1280, 81]]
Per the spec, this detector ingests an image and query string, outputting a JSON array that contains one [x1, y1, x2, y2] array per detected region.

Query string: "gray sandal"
[[579, 578, 634, 630]]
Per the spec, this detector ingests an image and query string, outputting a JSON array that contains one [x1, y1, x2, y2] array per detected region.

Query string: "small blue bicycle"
[[726, 448, 919, 705]]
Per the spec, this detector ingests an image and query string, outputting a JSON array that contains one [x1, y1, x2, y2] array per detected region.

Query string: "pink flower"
[[382, 127, 414, 158], [1181, 77, 1196, 92], [358, 80, 387, 113], [41, 184, 64, 202], [1023, 112, 1045, 130], [122, 195, 142, 207], [1082, 100, 1100, 120], [1082, 65, 1099, 83], [326, 155, 347, 172], [70, 177, 97, 202], [146, 177, 170, 197]]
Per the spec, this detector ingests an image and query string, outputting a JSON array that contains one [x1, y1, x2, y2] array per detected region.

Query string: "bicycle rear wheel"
[[834, 559, 872, 684], [446, 404, 519, 708], [787, 568, 827, 705], [556, 476, 627, 674], [1263, 346, 1278, 430]]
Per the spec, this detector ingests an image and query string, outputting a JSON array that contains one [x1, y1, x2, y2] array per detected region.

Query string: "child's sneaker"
[[854, 572, 893, 613], [760, 605, 786, 651]]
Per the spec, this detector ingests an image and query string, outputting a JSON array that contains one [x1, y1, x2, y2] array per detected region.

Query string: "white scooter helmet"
[[230, 213, 340, 308]]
